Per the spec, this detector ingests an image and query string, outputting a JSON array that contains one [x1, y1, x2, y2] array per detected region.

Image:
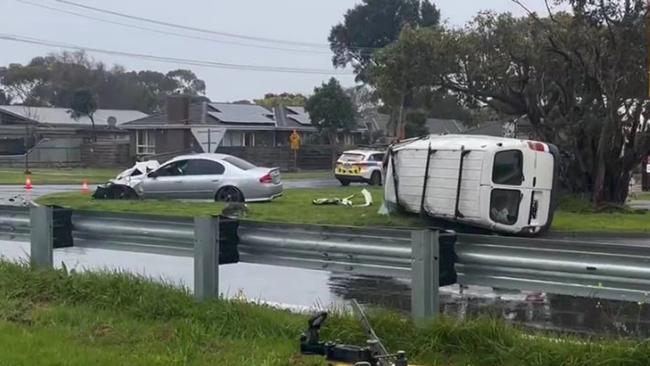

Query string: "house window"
[[136, 130, 156, 155], [221, 131, 256, 147], [243, 132, 255, 147]]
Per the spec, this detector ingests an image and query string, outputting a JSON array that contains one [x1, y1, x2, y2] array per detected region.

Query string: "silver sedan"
[[97, 153, 283, 202]]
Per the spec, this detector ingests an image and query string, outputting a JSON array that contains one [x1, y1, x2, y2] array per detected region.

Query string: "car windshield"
[[222, 156, 256, 170], [339, 153, 365, 162]]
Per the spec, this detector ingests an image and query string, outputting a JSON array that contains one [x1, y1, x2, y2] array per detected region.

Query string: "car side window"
[[370, 154, 384, 162], [185, 159, 225, 176], [154, 160, 189, 177]]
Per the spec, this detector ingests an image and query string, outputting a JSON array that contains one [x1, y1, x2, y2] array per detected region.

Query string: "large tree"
[[305, 78, 356, 164], [0, 52, 207, 114], [369, 0, 649, 204], [68, 88, 98, 142], [329, 0, 440, 82], [254, 92, 307, 108]]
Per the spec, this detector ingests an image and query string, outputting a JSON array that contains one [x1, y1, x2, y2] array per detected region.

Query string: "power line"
[[54, 0, 329, 49], [49, 0, 382, 53], [0, 34, 355, 75], [16, 0, 333, 55]]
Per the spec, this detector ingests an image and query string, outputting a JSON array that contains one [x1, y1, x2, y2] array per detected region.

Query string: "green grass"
[[37, 188, 650, 233], [0, 168, 332, 185], [0, 168, 119, 185], [632, 192, 650, 201], [1, 261, 649, 366], [552, 211, 650, 233], [37, 188, 422, 228]]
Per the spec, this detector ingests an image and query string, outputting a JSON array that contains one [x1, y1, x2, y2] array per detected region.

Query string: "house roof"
[[464, 121, 508, 136], [208, 103, 275, 124], [425, 118, 467, 135], [122, 102, 368, 133], [0, 105, 148, 127]]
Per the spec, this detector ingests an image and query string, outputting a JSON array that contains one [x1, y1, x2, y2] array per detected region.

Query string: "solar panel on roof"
[[207, 103, 275, 124], [284, 106, 312, 125], [287, 114, 312, 125]]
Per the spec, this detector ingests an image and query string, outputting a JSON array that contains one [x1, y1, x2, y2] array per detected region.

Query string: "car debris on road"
[[312, 189, 373, 207]]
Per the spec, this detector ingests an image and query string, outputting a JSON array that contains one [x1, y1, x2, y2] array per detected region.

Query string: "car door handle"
[[173, 180, 183, 183], [211, 179, 220, 182]]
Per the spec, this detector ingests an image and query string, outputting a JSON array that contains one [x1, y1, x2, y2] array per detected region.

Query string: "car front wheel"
[[215, 186, 244, 202]]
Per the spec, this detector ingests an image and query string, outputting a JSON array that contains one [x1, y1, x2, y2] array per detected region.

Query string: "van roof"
[[393, 134, 529, 152]]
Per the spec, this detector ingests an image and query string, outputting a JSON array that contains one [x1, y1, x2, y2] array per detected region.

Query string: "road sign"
[[290, 131, 301, 151], [192, 128, 225, 153]]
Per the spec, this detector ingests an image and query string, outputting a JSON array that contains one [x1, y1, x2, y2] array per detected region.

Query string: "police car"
[[334, 149, 385, 186]]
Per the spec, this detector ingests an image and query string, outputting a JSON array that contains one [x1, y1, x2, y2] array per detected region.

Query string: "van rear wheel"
[[338, 179, 350, 186]]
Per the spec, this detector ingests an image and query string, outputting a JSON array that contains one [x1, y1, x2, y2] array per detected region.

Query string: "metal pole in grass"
[[411, 229, 439, 323], [30, 206, 53, 269], [194, 216, 220, 301]]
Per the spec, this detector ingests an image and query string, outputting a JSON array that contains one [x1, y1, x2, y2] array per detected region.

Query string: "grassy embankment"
[[0, 261, 648, 365]]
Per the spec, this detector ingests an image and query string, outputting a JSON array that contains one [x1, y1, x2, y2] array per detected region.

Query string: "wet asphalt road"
[[0, 179, 341, 203]]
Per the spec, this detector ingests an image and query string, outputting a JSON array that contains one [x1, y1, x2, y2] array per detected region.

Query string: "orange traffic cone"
[[81, 179, 90, 194], [25, 176, 33, 190]]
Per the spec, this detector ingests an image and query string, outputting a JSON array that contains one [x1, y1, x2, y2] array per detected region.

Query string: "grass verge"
[[0, 261, 649, 366], [37, 188, 650, 233], [37, 188, 421, 228], [0, 168, 332, 185], [0, 168, 119, 185]]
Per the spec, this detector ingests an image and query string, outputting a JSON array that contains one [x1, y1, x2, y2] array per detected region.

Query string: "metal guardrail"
[[238, 222, 413, 279], [0, 205, 30, 242], [71, 210, 195, 257], [455, 234, 650, 303], [1, 205, 650, 309]]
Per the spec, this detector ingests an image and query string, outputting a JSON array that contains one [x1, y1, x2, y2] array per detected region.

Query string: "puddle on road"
[[330, 274, 650, 338], [1, 240, 649, 338]]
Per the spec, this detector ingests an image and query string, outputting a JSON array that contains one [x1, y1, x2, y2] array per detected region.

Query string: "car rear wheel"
[[369, 171, 382, 186], [338, 179, 350, 186], [215, 186, 244, 203]]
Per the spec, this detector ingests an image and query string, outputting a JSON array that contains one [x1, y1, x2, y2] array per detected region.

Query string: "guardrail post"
[[30, 206, 53, 269], [194, 216, 219, 301], [411, 229, 439, 322]]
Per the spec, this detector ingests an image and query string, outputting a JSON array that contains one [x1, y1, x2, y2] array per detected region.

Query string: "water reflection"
[[328, 273, 650, 338]]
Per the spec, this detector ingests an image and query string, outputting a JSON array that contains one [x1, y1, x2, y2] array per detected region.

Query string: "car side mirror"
[[148, 171, 158, 179]]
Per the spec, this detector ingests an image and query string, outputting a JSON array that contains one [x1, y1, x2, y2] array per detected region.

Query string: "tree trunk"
[[90, 115, 97, 142], [329, 131, 338, 169]]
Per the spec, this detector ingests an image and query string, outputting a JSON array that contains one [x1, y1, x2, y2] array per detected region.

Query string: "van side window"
[[490, 189, 521, 225], [493, 150, 524, 185]]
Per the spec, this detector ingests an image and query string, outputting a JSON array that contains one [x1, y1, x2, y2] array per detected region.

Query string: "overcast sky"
[[1, 0, 562, 102]]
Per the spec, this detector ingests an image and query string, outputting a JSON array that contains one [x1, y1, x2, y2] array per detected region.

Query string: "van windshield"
[[493, 150, 524, 185]]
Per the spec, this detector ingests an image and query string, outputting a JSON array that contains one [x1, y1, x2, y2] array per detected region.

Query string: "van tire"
[[338, 179, 350, 186], [369, 171, 382, 186]]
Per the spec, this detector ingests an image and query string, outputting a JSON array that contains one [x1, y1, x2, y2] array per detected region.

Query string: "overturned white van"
[[383, 134, 559, 235]]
